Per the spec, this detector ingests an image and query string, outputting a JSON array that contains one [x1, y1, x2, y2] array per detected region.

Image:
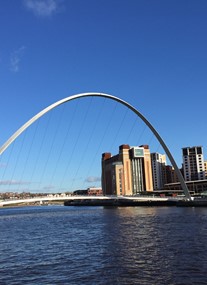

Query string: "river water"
[[0, 205, 207, 285]]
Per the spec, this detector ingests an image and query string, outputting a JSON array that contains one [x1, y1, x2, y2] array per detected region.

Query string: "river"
[[0, 205, 207, 284]]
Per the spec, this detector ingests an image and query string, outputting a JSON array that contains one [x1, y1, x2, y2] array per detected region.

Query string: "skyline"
[[0, 0, 207, 192]]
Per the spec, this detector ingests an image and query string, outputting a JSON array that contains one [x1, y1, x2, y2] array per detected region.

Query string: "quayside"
[[64, 199, 177, 207], [177, 198, 207, 207]]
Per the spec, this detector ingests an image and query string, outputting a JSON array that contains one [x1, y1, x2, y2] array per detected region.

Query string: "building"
[[151, 152, 167, 190], [102, 144, 153, 196], [164, 180, 207, 194], [182, 146, 205, 181], [73, 188, 103, 196], [204, 161, 207, 178], [87, 187, 103, 196], [138, 145, 154, 192], [165, 165, 179, 185]]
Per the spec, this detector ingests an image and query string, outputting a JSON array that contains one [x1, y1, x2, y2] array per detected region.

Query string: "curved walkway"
[[0, 92, 191, 200]]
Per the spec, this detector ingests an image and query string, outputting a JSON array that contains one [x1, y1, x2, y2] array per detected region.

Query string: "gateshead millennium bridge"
[[0, 92, 192, 200], [0, 195, 181, 207]]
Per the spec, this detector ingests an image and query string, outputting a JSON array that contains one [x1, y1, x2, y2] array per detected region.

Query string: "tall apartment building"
[[204, 161, 207, 178], [102, 144, 153, 196], [182, 146, 205, 181], [151, 153, 167, 190]]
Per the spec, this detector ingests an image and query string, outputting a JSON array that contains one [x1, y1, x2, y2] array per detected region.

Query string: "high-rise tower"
[[151, 152, 167, 190], [182, 146, 205, 181]]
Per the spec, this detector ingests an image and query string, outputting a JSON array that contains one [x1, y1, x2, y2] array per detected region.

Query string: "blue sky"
[[0, 0, 207, 193]]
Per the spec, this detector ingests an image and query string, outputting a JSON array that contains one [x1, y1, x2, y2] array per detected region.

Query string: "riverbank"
[[64, 198, 177, 207], [64, 198, 207, 207]]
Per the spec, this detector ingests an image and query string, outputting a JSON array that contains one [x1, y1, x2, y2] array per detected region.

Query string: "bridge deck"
[[0, 195, 181, 207]]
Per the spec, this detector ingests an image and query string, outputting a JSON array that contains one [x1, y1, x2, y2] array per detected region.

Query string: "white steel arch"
[[0, 92, 191, 200]]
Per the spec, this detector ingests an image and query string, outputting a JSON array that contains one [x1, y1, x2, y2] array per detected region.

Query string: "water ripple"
[[0, 206, 207, 284]]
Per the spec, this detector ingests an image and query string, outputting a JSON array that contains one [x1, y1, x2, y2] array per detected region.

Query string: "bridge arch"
[[0, 92, 191, 200]]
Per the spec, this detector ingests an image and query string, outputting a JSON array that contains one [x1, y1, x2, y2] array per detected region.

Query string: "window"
[[197, 147, 202, 155], [183, 148, 188, 156]]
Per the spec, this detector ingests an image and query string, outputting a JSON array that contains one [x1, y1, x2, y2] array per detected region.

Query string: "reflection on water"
[[0, 206, 207, 284]]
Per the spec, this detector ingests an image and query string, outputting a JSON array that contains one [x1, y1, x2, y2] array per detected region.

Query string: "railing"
[[0, 194, 183, 207]]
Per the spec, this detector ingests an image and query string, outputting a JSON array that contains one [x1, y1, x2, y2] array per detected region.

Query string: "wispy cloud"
[[85, 176, 101, 183], [10, 46, 26, 73], [0, 163, 7, 168], [0, 180, 30, 185], [23, 0, 61, 17], [42, 184, 56, 191]]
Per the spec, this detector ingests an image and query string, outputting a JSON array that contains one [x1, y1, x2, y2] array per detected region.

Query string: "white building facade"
[[151, 152, 167, 190], [182, 146, 205, 181]]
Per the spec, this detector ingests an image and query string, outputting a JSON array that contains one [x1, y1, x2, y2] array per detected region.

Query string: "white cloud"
[[85, 176, 101, 183], [10, 46, 26, 73], [24, 0, 60, 17]]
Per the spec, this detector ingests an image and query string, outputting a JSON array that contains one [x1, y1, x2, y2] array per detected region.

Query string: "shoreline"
[[64, 198, 207, 207], [2, 198, 207, 208]]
